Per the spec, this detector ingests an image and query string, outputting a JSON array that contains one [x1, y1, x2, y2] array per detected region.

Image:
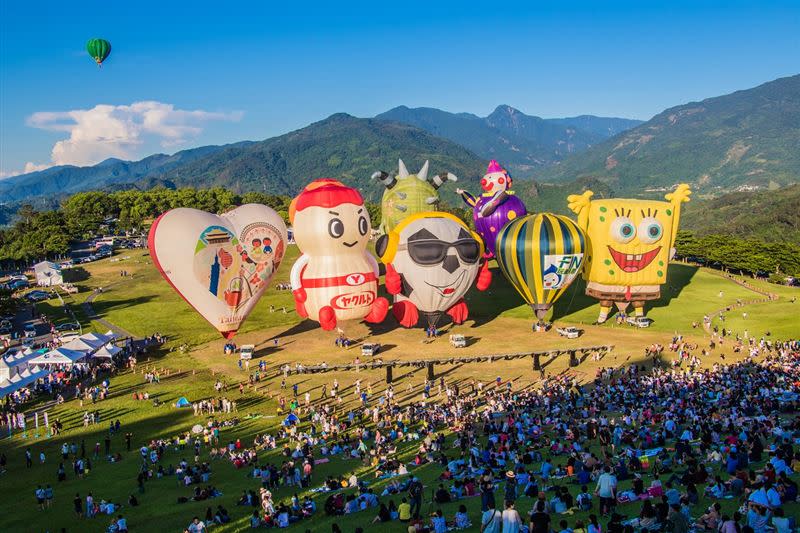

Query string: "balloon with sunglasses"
[[495, 213, 586, 325], [376, 212, 492, 329]]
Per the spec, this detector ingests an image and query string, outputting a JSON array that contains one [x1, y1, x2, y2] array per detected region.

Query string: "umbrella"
[[191, 424, 203, 434]]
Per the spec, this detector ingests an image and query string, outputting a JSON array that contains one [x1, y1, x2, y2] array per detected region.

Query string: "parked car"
[[626, 316, 651, 328], [0, 321, 13, 335], [56, 322, 80, 332], [25, 290, 51, 302], [239, 344, 255, 360], [449, 334, 466, 348], [8, 279, 29, 290], [24, 324, 37, 338], [557, 326, 582, 339], [361, 343, 381, 356]]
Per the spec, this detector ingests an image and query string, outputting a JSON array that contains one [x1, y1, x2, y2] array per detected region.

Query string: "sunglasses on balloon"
[[397, 238, 481, 266]]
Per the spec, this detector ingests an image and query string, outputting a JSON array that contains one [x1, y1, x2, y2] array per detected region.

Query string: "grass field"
[[1, 249, 797, 532]]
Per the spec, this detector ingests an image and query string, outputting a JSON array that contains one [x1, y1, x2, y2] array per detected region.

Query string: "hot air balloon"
[[458, 160, 527, 257], [86, 38, 111, 67], [289, 179, 389, 331], [148, 204, 287, 339], [376, 212, 492, 329], [371, 159, 458, 234], [567, 184, 691, 323], [495, 213, 586, 326]]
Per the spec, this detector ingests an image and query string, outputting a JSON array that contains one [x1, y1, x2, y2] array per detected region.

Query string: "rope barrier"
[[287, 344, 615, 375]]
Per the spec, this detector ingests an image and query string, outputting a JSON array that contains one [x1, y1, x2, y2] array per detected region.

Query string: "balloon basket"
[[532, 321, 552, 333]]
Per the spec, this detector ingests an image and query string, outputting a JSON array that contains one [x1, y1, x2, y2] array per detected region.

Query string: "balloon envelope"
[[495, 213, 586, 320], [379, 212, 483, 327], [86, 38, 111, 65], [148, 204, 287, 338], [472, 193, 527, 257], [289, 179, 385, 329]]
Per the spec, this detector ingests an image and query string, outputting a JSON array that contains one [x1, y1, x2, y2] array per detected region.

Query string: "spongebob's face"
[[584, 199, 675, 286]]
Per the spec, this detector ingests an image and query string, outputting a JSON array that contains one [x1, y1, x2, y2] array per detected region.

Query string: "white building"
[[33, 261, 63, 287]]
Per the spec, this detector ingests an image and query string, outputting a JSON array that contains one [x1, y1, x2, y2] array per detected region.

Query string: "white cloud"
[[25, 101, 243, 168], [24, 162, 52, 173], [0, 164, 52, 179]]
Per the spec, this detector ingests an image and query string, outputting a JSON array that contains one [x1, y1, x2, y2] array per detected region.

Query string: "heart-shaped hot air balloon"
[[148, 204, 288, 338], [495, 213, 586, 326]]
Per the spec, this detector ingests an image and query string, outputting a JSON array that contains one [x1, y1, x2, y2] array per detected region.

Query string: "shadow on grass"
[[551, 262, 700, 322]]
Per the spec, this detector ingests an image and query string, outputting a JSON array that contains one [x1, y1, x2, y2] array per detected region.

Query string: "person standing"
[[35, 486, 46, 510], [408, 477, 423, 520], [501, 500, 523, 533], [481, 500, 503, 533], [481, 474, 496, 512], [73, 492, 83, 518], [529, 498, 551, 533], [595, 465, 617, 516], [44, 484, 54, 508]]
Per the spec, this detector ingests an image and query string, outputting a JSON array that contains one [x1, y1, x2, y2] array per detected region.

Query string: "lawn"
[[1, 250, 797, 532]]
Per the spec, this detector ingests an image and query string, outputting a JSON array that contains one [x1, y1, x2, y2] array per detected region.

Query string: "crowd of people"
[[3, 292, 798, 533], [224, 337, 799, 532]]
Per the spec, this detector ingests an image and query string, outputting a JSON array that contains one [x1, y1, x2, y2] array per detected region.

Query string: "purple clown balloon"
[[457, 160, 528, 257]]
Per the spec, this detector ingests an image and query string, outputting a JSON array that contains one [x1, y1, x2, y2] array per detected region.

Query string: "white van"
[[239, 344, 255, 360]]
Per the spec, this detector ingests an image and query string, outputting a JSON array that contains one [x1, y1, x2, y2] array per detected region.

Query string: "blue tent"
[[283, 413, 299, 426], [176, 397, 191, 408]]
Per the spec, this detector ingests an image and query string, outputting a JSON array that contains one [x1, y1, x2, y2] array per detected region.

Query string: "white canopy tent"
[[0, 367, 50, 397], [93, 343, 122, 359], [61, 337, 103, 352], [28, 347, 88, 367], [81, 332, 116, 345]]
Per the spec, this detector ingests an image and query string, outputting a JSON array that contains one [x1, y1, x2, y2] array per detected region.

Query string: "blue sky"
[[1, 0, 798, 176]]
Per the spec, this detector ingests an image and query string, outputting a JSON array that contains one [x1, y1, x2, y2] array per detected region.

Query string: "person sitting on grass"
[[186, 516, 207, 533], [453, 504, 471, 529], [372, 502, 391, 523]]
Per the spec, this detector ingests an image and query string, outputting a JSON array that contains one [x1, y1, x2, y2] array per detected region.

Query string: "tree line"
[[4, 187, 794, 281], [674, 231, 800, 279], [0, 187, 471, 266]]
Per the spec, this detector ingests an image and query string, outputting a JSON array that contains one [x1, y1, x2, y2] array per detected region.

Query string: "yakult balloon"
[[289, 179, 389, 331], [148, 204, 288, 338]]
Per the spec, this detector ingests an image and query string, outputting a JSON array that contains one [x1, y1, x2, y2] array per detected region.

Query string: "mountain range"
[[1, 74, 798, 211], [375, 105, 641, 172], [536, 74, 800, 194]]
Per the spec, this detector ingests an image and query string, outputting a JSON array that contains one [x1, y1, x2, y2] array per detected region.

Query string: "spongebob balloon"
[[372, 159, 458, 234], [567, 184, 691, 323], [289, 179, 389, 331]]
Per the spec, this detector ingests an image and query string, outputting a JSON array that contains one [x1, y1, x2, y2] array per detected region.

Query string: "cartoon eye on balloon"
[[610, 216, 636, 243], [637, 217, 663, 244]]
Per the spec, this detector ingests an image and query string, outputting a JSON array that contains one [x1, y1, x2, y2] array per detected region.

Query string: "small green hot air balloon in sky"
[[495, 213, 587, 326], [86, 38, 111, 67]]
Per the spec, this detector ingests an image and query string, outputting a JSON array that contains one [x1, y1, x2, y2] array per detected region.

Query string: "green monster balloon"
[[86, 38, 111, 67], [371, 159, 458, 234]]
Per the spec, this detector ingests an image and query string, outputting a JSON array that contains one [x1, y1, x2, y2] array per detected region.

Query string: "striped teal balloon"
[[495, 213, 586, 320]]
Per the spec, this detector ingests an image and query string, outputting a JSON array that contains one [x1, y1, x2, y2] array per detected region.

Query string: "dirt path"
[[702, 271, 779, 333], [82, 284, 138, 340]]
